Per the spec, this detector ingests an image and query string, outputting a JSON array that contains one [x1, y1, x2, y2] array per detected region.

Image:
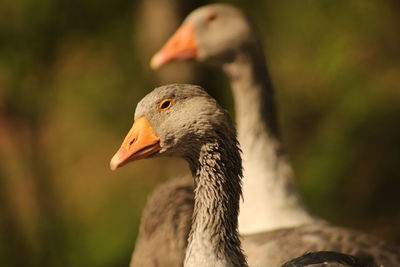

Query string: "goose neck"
[[184, 137, 248, 267], [222, 46, 316, 233], [223, 48, 280, 142]]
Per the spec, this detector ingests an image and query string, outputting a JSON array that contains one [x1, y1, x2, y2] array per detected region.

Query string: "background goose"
[[111, 84, 384, 267], [151, 3, 315, 235]]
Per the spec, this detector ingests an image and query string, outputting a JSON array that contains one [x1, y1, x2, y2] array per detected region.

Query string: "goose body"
[[111, 84, 388, 267]]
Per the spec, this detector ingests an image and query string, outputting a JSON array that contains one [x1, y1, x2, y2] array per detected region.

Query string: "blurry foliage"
[[0, 0, 399, 266]]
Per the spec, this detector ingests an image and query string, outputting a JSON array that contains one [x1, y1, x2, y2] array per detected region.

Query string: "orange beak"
[[150, 23, 198, 69], [110, 117, 161, 171]]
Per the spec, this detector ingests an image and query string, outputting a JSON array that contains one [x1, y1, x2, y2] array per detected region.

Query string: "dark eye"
[[159, 99, 173, 110], [206, 12, 217, 23]]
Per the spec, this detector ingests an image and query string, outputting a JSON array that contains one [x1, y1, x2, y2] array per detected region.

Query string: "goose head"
[[150, 4, 258, 69], [110, 83, 231, 170]]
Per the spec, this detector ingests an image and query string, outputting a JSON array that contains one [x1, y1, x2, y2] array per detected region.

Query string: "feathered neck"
[[223, 44, 280, 141], [184, 128, 248, 267], [222, 41, 315, 234]]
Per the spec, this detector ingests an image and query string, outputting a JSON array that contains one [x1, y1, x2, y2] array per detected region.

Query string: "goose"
[[111, 84, 246, 266], [110, 84, 385, 267], [150, 3, 315, 235]]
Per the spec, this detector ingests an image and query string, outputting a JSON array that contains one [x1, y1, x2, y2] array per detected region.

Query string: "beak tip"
[[110, 155, 120, 171], [150, 53, 162, 70]]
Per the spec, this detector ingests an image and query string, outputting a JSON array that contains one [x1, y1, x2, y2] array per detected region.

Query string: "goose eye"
[[159, 99, 173, 111], [206, 12, 217, 23]]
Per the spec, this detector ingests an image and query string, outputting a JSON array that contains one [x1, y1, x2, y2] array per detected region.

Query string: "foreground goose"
[[111, 84, 386, 267], [111, 84, 246, 266]]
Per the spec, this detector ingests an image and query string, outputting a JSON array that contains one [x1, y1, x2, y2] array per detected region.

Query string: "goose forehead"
[[134, 84, 211, 117], [184, 4, 252, 48], [186, 4, 242, 22]]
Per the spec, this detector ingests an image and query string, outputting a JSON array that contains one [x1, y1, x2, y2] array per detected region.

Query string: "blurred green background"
[[1, 0, 399, 266]]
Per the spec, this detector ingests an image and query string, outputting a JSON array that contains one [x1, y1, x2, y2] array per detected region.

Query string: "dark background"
[[0, 0, 399, 266]]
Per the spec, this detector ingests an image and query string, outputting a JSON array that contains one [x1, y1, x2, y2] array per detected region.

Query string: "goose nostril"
[[129, 138, 136, 146]]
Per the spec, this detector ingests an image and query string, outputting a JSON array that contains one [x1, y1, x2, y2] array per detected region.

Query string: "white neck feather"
[[224, 52, 316, 234], [185, 233, 234, 267]]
